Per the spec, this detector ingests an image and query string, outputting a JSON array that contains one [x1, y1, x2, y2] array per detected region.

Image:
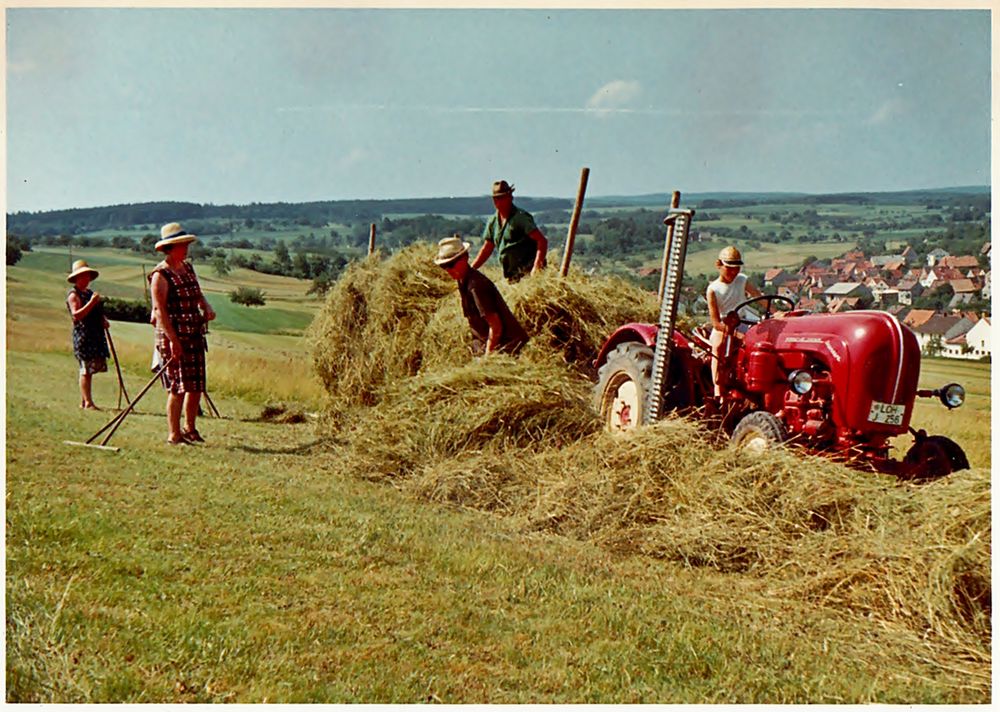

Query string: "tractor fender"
[[593, 323, 691, 370]]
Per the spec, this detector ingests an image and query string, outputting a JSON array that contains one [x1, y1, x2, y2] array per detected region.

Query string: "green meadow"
[[5, 242, 991, 702]]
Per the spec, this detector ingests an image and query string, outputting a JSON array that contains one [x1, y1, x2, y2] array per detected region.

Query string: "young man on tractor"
[[706, 245, 763, 396]]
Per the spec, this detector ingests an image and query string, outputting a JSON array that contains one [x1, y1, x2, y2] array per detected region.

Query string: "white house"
[[958, 317, 991, 360]]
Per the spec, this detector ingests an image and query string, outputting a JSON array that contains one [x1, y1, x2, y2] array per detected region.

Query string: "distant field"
[[625, 238, 856, 277]]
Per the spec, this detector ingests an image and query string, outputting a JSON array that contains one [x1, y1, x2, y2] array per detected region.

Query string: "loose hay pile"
[[311, 244, 991, 676], [309, 244, 454, 419], [421, 269, 661, 375]]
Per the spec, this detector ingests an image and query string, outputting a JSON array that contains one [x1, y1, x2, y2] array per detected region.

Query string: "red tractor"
[[592, 206, 969, 480]]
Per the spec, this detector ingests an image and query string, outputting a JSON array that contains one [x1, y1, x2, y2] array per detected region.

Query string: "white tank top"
[[707, 273, 750, 317]]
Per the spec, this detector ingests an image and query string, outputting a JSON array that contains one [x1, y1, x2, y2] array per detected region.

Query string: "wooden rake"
[[105, 327, 132, 410], [64, 357, 174, 452]]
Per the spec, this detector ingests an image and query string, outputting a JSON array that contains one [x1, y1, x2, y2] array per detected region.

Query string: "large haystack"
[[421, 269, 660, 375]]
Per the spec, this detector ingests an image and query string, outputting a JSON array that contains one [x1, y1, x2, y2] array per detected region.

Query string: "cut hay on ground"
[[377, 416, 990, 664]]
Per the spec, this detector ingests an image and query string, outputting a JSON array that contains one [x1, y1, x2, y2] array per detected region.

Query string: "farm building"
[[938, 255, 981, 270], [926, 247, 950, 266], [822, 282, 871, 304]]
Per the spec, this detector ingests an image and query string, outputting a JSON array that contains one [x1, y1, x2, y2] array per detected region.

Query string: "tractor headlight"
[[940, 383, 965, 409], [789, 370, 814, 395]]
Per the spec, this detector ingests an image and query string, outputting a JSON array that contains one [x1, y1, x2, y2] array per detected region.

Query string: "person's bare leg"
[[167, 392, 184, 443], [183, 392, 202, 439], [80, 373, 98, 409]]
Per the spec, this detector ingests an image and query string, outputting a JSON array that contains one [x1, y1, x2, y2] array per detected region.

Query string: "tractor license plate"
[[868, 401, 905, 425]]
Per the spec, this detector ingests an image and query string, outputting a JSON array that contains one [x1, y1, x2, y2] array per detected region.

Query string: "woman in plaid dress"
[[150, 222, 216, 445], [66, 260, 110, 409]]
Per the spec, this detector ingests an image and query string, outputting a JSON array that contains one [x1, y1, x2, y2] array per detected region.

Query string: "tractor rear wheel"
[[903, 435, 970, 480], [594, 342, 653, 432], [731, 411, 787, 453]]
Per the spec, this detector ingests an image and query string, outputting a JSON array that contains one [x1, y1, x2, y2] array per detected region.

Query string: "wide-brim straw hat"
[[67, 259, 99, 283], [718, 245, 744, 266], [491, 180, 515, 198], [155, 222, 197, 251], [434, 235, 471, 266]]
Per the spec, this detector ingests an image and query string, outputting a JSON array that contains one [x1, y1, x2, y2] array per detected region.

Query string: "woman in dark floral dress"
[[66, 260, 110, 410], [150, 223, 216, 445]]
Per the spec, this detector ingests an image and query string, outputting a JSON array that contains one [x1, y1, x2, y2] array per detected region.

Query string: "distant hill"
[[590, 186, 990, 208], [6, 187, 989, 237]]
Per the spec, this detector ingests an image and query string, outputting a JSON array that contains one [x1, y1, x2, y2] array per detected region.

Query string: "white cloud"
[[867, 98, 906, 125], [340, 147, 367, 168], [585, 80, 642, 115]]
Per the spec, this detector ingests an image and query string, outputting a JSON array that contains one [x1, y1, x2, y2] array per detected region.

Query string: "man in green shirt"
[[471, 180, 548, 282]]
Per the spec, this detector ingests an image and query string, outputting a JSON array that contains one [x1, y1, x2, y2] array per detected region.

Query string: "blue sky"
[[5, 7, 991, 212]]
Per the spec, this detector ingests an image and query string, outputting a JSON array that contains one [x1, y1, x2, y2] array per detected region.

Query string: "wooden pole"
[[559, 167, 590, 277], [141, 265, 150, 307], [368, 223, 377, 256], [657, 191, 682, 301]]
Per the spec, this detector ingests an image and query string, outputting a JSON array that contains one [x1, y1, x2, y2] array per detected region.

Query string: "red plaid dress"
[[152, 261, 208, 394]]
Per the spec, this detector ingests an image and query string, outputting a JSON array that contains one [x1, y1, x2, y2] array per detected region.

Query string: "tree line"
[[6, 196, 572, 238]]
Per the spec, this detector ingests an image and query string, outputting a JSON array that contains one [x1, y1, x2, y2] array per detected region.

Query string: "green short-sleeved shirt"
[[483, 205, 539, 282]]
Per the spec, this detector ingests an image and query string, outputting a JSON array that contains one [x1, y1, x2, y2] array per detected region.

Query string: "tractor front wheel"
[[731, 411, 787, 454], [594, 342, 653, 432], [903, 435, 969, 480]]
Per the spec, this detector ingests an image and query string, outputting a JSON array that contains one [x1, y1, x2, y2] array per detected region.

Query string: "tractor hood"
[[746, 310, 922, 433]]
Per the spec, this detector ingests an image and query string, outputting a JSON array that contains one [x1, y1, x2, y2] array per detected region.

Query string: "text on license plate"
[[868, 401, 906, 425]]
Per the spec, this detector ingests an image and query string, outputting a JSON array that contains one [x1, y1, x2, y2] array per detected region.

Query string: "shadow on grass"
[[230, 437, 343, 456]]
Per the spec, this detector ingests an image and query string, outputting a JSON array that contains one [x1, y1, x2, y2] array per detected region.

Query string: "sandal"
[[166, 437, 189, 446], [182, 429, 205, 443]]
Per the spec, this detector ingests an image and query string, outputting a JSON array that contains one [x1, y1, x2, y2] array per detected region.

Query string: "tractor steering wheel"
[[729, 294, 796, 325]]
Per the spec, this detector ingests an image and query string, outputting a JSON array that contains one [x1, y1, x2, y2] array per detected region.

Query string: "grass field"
[[5, 242, 991, 703]]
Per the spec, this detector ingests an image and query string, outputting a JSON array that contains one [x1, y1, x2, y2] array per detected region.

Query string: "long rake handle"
[[86, 357, 173, 445], [105, 328, 131, 408], [203, 390, 222, 418]]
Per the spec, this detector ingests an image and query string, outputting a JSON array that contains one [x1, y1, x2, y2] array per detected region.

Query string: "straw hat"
[[155, 222, 197, 251], [717, 245, 743, 267], [491, 180, 515, 198], [67, 259, 99, 283], [434, 235, 471, 266]]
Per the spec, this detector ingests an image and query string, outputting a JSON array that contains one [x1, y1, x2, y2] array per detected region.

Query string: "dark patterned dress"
[[151, 261, 208, 394], [66, 287, 109, 375]]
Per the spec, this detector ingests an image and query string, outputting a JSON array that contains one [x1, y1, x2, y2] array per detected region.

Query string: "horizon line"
[[6, 184, 991, 216]]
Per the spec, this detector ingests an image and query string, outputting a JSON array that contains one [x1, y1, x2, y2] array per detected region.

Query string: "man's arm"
[[471, 241, 494, 270], [483, 312, 503, 355], [746, 277, 764, 300], [529, 229, 547, 273]]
